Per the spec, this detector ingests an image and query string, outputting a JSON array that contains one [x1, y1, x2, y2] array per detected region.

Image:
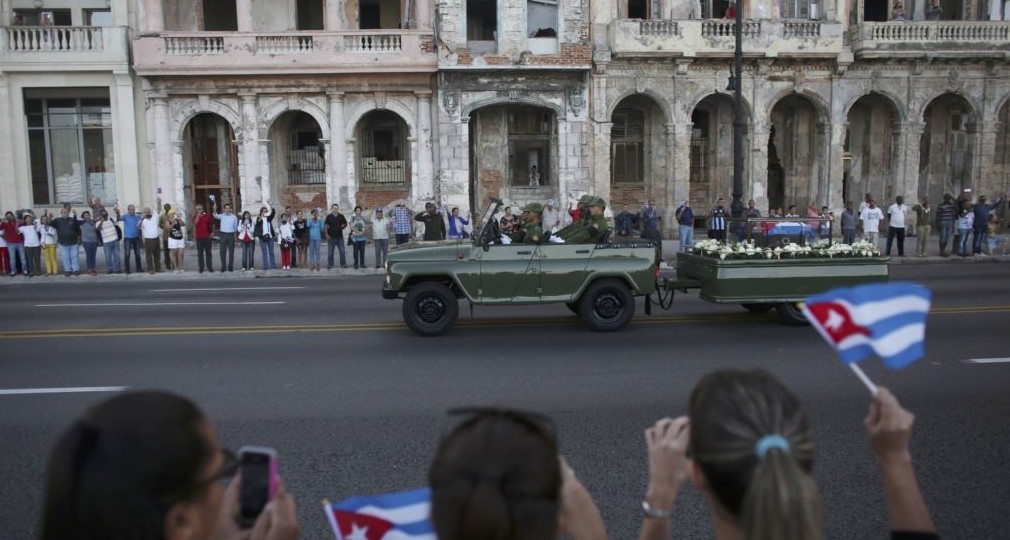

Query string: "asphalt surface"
[[1, 264, 1008, 540]]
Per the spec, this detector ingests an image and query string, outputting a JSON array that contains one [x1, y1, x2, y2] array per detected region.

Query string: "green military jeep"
[[382, 200, 659, 336]]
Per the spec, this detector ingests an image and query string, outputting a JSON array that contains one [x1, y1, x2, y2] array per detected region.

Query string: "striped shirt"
[[710, 207, 727, 231]]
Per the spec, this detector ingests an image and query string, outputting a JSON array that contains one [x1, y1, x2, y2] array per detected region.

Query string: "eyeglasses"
[[194, 448, 239, 490]]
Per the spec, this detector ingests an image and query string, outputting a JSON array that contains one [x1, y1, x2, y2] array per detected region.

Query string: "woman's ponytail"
[[743, 447, 822, 540]]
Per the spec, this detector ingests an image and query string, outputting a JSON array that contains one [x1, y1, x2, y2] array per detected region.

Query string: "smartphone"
[[237, 446, 278, 527]]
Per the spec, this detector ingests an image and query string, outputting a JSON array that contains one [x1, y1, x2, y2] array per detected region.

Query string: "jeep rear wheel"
[[403, 282, 458, 336], [775, 302, 809, 326], [579, 279, 635, 332]]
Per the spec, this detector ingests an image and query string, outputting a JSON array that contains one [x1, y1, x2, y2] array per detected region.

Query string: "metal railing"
[[360, 158, 406, 184]]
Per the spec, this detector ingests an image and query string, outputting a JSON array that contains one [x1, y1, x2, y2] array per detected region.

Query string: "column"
[[144, 0, 164, 32], [0, 74, 19, 206], [152, 96, 172, 205], [415, 0, 432, 30], [976, 120, 1001, 194], [239, 94, 262, 206], [113, 73, 141, 207], [328, 92, 348, 207], [750, 121, 771, 212], [237, 0, 254, 31], [458, 117, 471, 204], [416, 91, 436, 201], [590, 121, 612, 198], [896, 121, 925, 200], [668, 122, 690, 237], [826, 121, 847, 210], [172, 141, 186, 207], [326, 0, 347, 30]]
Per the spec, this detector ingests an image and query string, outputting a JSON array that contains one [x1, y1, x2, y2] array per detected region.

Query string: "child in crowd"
[[238, 210, 256, 271], [278, 213, 295, 270], [167, 211, 186, 273], [307, 209, 323, 271]]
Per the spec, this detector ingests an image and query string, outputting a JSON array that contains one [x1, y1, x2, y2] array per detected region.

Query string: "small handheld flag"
[[324, 487, 435, 540], [802, 282, 932, 393]]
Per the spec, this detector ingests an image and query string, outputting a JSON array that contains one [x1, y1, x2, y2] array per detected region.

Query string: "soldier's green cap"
[[578, 194, 594, 205], [523, 202, 544, 215], [592, 197, 607, 207]]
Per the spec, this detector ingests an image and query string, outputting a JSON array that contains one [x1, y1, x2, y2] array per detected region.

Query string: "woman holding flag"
[[637, 370, 937, 540]]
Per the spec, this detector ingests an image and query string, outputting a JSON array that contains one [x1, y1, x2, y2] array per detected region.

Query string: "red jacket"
[[1, 219, 23, 244], [192, 213, 214, 240]]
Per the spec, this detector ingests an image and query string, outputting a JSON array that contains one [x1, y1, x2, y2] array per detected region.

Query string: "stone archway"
[[267, 110, 326, 212], [354, 109, 412, 209], [183, 113, 240, 214], [609, 93, 667, 211], [919, 93, 977, 205], [468, 104, 557, 212], [845, 92, 901, 207], [768, 93, 827, 214], [689, 93, 751, 211]]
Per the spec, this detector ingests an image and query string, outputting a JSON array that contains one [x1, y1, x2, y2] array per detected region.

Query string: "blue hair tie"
[[755, 434, 790, 459]]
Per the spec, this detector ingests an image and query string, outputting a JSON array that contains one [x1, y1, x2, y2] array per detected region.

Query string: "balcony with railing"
[[607, 18, 845, 59], [849, 21, 1010, 59], [132, 30, 436, 75], [0, 26, 130, 70]]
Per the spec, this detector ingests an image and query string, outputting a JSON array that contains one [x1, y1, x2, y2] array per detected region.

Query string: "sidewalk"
[[2, 236, 1006, 284]]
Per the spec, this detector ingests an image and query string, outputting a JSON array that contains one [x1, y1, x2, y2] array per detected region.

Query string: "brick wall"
[[355, 188, 411, 210], [611, 184, 647, 208]]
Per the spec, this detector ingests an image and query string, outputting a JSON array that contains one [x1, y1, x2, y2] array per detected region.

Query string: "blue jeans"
[[241, 241, 256, 269], [957, 228, 972, 256], [7, 243, 26, 274], [309, 239, 321, 266], [58, 244, 80, 272], [82, 242, 98, 271], [327, 238, 346, 268], [972, 225, 988, 255], [123, 237, 142, 272], [679, 225, 694, 251], [102, 241, 121, 272], [937, 221, 953, 254], [259, 238, 276, 269]]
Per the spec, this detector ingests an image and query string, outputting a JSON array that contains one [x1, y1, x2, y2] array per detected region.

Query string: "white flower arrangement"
[[691, 239, 881, 260]]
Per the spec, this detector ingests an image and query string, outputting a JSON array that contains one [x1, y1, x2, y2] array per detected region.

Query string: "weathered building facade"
[[595, 0, 1010, 234], [434, 0, 593, 212], [131, 0, 437, 214]]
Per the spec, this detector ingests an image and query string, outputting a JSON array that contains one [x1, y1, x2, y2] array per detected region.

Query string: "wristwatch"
[[641, 500, 673, 519]]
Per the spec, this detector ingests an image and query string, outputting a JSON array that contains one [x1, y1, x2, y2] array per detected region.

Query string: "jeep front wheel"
[[579, 279, 635, 332], [403, 282, 458, 336], [775, 302, 809, 326]]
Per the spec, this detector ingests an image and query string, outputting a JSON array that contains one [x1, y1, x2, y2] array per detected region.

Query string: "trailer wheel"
[[579, 279, 635, 332], [741, 303, 774, 313], [403, 282, 458, 336], [775, 302, 809, 326]]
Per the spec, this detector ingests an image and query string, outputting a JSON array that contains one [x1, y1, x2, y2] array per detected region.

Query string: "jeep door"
[[477, 245, 541, 304], [539, 244, 591, 302]]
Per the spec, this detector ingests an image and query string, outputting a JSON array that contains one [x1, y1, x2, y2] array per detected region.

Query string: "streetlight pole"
[[731, 0, 745, 221]]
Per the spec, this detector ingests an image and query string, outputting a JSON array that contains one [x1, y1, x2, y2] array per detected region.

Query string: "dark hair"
[[354, 206, 362, 212], [429, 411, 561, 540], [41, 391, 212, 540], [689, 370, 821, 540]]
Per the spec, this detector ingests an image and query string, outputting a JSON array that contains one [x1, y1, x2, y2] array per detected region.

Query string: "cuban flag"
[[801, 282, 931, 370], [325, 487, 435, 540]]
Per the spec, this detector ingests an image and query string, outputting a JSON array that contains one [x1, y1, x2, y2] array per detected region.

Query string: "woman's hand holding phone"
[[250, 480, 300, 540]]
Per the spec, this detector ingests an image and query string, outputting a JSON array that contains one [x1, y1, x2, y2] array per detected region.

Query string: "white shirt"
[[887, 204, 908, 228], [20, 224, 41, 247], [141, 216, 161, 239], [41, 225, 57, 245], [860, 207, 884, 232], [0, 227, 5, 248], [371, 216, 390, 240]]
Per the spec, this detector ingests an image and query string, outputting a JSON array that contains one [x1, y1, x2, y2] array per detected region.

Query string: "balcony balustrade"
[[0, 26, 130, 70], [607, 18, 844, 59], [850, 21, 1010, 58], [133, 30, 435, 75]]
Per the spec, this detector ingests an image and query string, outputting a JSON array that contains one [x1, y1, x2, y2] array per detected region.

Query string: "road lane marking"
[[148, 287, 304, 292], [0, 386, 126, 396], [5, 305, 1008, 339], [963, 358, 1010, 364], [35, 301, 285, 307]]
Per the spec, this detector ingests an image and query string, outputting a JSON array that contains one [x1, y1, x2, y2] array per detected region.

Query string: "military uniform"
[[564, 198, 610, 244], [511, 202, 546, 244], [556, 195, 593, 240]]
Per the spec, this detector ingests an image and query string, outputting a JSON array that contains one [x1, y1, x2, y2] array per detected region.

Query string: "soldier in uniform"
[[518, 202, 545, 244], [564, 197, 610, 244], [556, 195, 594, 240]]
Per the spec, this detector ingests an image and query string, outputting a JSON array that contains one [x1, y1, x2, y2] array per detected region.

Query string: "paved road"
[[1, 265, 1008, 539]]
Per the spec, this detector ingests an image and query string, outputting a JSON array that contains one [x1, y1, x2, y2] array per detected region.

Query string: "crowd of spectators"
[[38, 369, 939, 540]]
